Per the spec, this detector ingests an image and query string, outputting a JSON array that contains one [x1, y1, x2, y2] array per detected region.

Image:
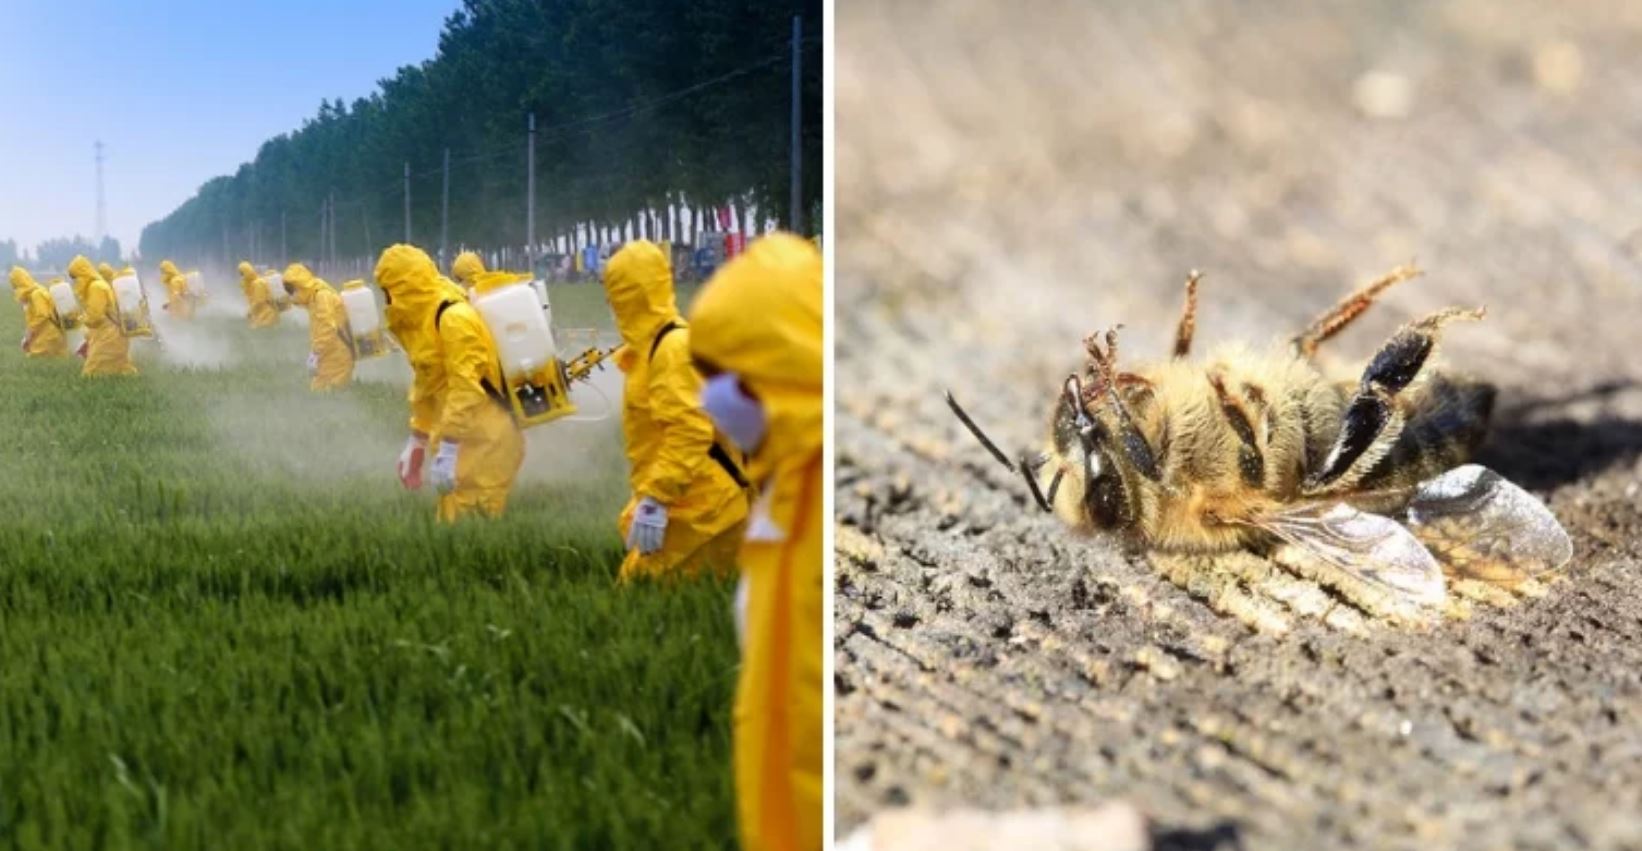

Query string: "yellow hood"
[[68, 255, 100, 301], [603, 240, 679, 348], [374, 244, 466, 331], [688, 233, 823, 474], [98, 262, 118, 282], [10, 266, 40, 303], [159, 259, 180, 281], [237, 261, 255, 281], [282, 262, 333, 305], [452, 251, 485, 285]]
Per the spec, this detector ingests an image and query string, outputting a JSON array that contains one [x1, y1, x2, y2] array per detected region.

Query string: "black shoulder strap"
[[644, 318, 747, 488], [708, 442, 750, 490], [435, 299, 457, 330], [648, 320, 681, 361]]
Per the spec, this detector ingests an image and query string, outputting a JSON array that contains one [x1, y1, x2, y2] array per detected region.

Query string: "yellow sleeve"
[[640, 329, 714, 504], [251, 278, 269, 305], [83, 283, 112, 328], [311, 292, 346, 352], [407, 360, 444, 437], [28, 290, 55, 334], [435, 304, 496, 444]]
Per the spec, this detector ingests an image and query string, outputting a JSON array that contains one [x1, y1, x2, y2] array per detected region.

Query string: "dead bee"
[[948, 266, 1572, 608]]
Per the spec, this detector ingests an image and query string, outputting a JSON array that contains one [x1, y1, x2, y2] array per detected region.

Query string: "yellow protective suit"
[[10, 267, 68, 358], [69, 255, 136, 376], [283, 263, 354, 390], [688, 233, 823, 851], [97, 262, 117, 283], [375, 244, 524, 522], [452, 251, 485, 287], [160, 261, 195, 320], [238, 261, 279, 328], [604, 240, 749, 581]]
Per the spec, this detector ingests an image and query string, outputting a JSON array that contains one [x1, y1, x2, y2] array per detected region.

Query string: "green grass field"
[[0, 290, 739, 849]]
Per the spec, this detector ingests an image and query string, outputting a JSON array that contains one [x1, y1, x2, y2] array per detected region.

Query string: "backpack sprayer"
[[264, 270, 292, 312], [48, 278, 81, 330], [469, 275, 615, 427], [110, 272, 158, 338], [340, 280, 393, 359]]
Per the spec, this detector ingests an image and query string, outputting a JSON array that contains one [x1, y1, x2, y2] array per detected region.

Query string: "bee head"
[[1044, 374, 1134, 532]]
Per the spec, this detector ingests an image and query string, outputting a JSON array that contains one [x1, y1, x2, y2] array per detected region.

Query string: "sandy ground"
[[834, 2, 1642, 848]]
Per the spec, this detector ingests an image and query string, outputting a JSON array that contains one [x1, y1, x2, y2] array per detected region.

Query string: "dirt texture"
[[834, 2, 1642, 849]]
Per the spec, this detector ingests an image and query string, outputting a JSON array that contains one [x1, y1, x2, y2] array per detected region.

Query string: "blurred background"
[[836, 2, 1642, 848]]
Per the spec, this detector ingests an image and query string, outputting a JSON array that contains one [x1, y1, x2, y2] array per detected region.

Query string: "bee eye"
[[1084, 456, 1126, 528]]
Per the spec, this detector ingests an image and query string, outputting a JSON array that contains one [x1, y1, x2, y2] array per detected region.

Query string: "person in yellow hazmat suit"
[[603, 239, 750, 581], [10, 267, 69, 358], [282, 263, 354, 390], [688, 233, 822, 851], [237, 261, 279, 328], [68, 255, 136, 376], [451, 250, 485, 289], [158, 259, 196, 320], [374, 244, 525, 522]]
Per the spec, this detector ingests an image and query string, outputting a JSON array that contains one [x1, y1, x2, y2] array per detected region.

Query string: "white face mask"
[[701, 372, 767, 454]]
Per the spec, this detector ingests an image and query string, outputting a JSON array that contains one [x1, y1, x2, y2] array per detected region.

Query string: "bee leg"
[[1291, 264, 1422, 358], [1171, 270, 1203, 359], [1304, 307, 1485, 493]]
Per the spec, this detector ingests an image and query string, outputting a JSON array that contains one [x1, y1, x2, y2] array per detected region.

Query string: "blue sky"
[[0, 0, 462, 255]]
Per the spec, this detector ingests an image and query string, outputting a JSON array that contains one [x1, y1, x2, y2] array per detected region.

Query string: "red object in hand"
[[396, 438, 427, 490], [76, 340, 89, 359]]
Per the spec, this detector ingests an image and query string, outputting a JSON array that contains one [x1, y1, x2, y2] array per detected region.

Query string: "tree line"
[[138, 0, 822, 269], [1, 236, 124, 272]]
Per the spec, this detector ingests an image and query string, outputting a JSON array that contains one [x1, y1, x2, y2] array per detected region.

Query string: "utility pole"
[[280, 210, 287, 264], [318, 203, 326, 272], [789, 15, 803, 234], [440, 147, 451, 269], [526, 112, 537, 268], [403, 161, 412, 243], [94, 141, 107, 246]]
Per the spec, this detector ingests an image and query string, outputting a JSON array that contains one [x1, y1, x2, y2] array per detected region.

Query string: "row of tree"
[[1, 236, 123, 271], [139, 0, 821, 269]]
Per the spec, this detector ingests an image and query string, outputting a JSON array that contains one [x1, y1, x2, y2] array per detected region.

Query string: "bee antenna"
[[1020, 451, 1052, 512], [944, 390, 1018, 473], [1045, 468, 1065, 505], [945, 390, 1054, 513]]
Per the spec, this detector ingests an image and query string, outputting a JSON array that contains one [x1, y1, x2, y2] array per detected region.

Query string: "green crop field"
[[0, 288, 739, 849]]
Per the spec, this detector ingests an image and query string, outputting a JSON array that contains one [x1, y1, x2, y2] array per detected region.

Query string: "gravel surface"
[[835, 2, 1642, 848]]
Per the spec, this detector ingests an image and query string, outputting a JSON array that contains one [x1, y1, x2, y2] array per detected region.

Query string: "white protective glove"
[[306, 351, 319, 375], [429, 440, 459, 494], [396, 433, 428, 490], [625, 496, 668, 555]]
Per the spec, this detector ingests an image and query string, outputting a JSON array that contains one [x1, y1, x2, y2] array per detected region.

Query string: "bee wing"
[[1253, 501, 1447, 606], [1402, 464, 1573, 584]]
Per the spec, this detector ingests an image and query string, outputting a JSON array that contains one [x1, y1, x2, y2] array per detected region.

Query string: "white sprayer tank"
[[185, 271, 206, 297], [340, 286, 381, 335], [474, 282, 558, 377], [111, 275, 146, 316], [50, 281, 79, 315]]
